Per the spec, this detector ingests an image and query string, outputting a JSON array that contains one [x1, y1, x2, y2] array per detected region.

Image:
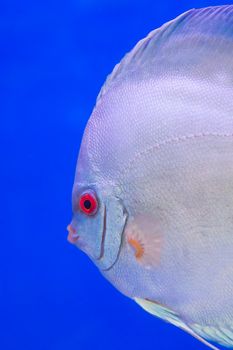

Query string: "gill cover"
[[98, 196, 128, 271]]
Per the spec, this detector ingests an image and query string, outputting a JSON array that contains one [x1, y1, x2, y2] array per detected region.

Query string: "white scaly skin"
[[70, 5, 233, 349]]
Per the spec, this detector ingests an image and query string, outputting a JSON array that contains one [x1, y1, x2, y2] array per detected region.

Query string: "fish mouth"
[[67, 224, 79, 243]]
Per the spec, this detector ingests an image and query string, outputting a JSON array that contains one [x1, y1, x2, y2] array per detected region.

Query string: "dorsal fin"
[[97, 5, 233, 104]]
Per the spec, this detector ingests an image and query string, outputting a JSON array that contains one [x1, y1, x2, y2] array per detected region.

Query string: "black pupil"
[[84, 199, 92, 210]]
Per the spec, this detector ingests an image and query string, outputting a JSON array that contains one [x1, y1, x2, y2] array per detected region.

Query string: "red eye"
[[79, 192, 98, 215]]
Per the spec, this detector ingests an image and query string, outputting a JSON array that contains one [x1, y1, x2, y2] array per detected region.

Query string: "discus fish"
[[68, 5, 233, 349]]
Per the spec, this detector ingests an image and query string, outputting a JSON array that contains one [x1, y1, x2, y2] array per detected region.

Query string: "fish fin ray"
[[134, 297, 220, 350], [190, 323, 233, 348], [125, 215, 162, 268]]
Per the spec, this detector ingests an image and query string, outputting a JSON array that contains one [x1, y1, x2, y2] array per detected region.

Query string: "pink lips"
[[67, 224, 79, 244]]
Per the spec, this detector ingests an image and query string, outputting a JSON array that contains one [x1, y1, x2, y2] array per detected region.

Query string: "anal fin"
[[134, 297, 219, 350]]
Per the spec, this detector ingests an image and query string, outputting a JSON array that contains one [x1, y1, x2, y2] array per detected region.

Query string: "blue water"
[[1, 1, 227, 349]]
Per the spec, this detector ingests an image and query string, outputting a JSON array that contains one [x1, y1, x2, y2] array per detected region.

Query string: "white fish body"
[[69, 5, 233, 349]]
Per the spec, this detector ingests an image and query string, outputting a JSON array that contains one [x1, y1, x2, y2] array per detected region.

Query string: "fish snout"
[[67, 224, 79, 244]]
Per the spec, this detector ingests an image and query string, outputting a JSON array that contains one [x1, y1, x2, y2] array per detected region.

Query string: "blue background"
[[1, 1, 227, 349]]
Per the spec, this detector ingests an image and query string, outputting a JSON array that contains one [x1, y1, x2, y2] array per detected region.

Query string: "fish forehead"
[[79, 75, 233, 186]]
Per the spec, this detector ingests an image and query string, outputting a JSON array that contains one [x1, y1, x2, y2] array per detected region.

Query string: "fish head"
[[67, 117, 128, 270], [67, 82, 164, 275]]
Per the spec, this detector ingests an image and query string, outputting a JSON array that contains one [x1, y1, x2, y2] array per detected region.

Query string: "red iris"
[[79, 192, 98, 215]]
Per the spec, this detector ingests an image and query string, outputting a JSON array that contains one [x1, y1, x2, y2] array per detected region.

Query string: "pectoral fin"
[[125, 215, 162, 269], [134, 298, 219, 350]]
